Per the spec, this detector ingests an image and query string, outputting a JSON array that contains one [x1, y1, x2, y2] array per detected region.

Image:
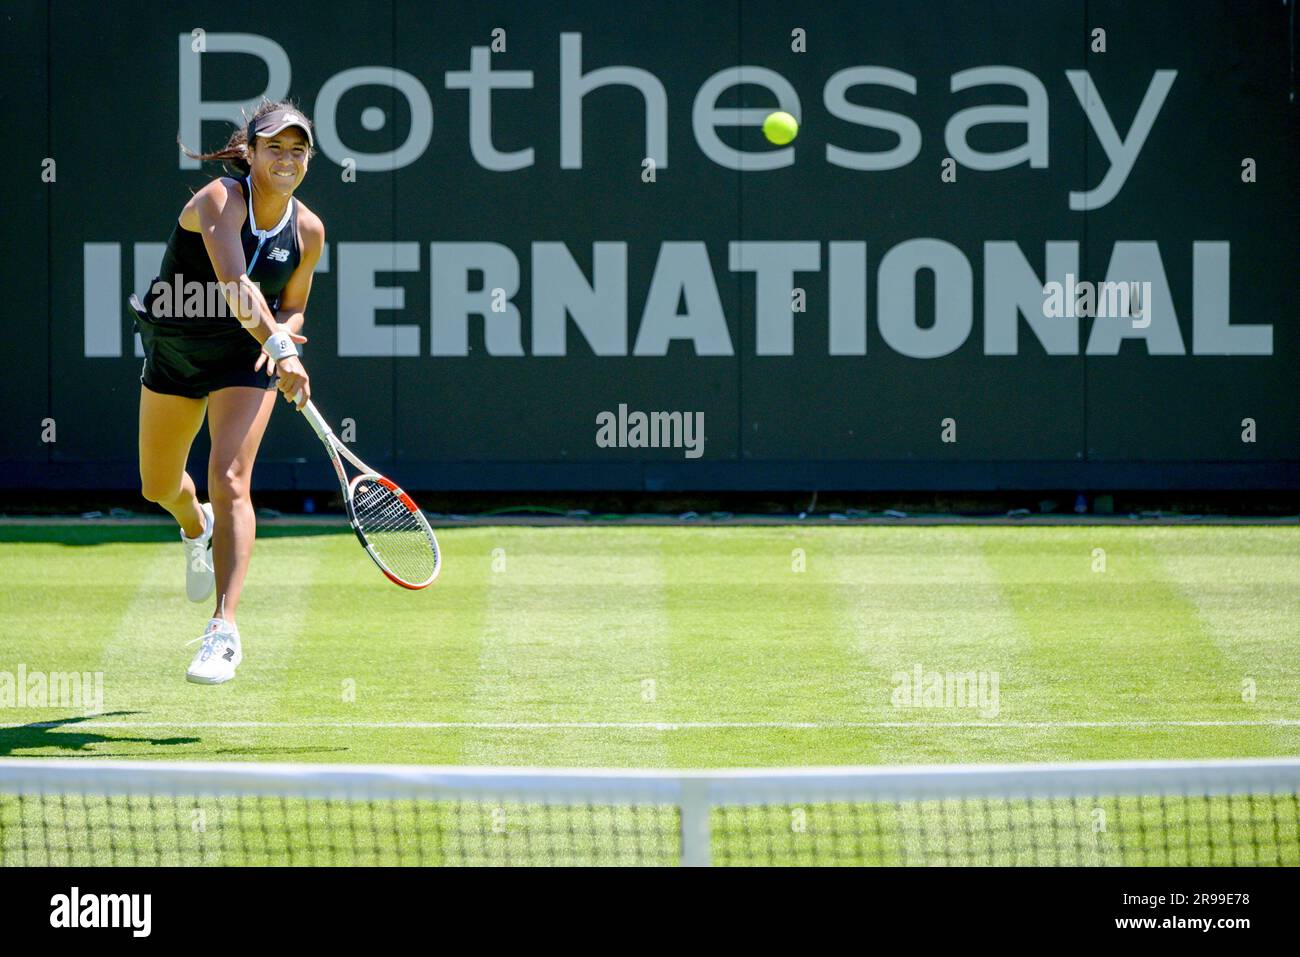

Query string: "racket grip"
[[293, 389, 304, 406]]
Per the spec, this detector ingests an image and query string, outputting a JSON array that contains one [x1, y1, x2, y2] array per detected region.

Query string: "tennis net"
[[2, 758, 1297, 866]]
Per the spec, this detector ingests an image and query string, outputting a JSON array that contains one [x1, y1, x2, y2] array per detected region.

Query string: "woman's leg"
[[138, 385, 208, 538], [206, 385, 277, 624]]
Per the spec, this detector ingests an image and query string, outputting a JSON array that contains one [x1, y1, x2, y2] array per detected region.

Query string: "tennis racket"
[[295, 396, 441, 589]]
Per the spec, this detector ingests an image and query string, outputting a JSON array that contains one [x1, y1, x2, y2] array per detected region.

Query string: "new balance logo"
[[267, 247, 290, 262], [223, 648, 235, 662]]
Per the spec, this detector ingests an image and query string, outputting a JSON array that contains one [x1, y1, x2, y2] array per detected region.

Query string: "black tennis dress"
[[132, 176, 302, 398]]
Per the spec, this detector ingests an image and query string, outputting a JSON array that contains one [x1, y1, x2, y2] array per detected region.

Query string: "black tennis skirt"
[[131, 302, 277, 399]]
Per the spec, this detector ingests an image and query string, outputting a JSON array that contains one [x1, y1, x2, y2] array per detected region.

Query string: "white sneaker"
[[186, 618, 242, 685], [183, 503, 215, 602]]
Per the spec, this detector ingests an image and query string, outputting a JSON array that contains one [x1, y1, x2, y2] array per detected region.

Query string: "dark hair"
[[180, 98, 316, 176]]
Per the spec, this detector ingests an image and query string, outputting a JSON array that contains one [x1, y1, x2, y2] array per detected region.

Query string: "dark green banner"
[[2, 1, 1296, 490]]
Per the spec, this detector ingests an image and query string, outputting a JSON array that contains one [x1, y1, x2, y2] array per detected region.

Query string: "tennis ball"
[[762, 111, 799, 145]]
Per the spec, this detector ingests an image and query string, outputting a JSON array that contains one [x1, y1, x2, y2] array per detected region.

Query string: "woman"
[[133, 99, 325, 685]]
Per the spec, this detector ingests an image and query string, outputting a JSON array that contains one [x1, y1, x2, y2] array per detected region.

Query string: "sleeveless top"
[[143, 176, 301, 336]]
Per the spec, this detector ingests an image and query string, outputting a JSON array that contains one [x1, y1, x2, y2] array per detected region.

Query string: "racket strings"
[[351, 479, 439, 586]]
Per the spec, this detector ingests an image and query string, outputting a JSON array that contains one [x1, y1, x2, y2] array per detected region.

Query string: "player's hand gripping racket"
[[295, 394, 441, 589]]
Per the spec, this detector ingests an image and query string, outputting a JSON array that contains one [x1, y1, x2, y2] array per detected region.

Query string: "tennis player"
[[132, 100, 325, 685]]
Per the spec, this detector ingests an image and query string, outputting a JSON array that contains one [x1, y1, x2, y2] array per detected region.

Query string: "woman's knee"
[[140, 470, 182, 505], [208, 466, 251, 508]]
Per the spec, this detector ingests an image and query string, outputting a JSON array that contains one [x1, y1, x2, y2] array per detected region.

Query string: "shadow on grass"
[[1, 714, 352, 760], [207, 745, 350, 757], [0, 525, 350, 546], [0, 712, 199, 756]]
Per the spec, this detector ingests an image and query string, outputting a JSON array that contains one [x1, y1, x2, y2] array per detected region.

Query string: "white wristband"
[[264, 330, 298, 361]]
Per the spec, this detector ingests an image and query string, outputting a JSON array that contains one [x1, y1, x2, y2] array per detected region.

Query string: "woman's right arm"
[[187, 179, 289, 348], [185, 179, 309, 406]]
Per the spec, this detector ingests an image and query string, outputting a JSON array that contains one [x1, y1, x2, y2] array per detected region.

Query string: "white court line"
[[5, 720, 1300, 731]]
